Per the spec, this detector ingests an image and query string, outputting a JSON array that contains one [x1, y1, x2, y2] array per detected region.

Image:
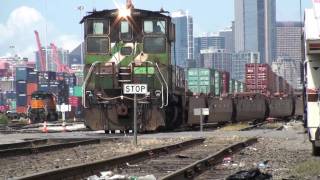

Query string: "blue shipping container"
[[39, 84, 49, 92], [16, 67, 33, 81], [16, 93, 27, 106], [5, 91, 16, 99], [49, 84, 59, 94], [16, 80, 27, 93], [27, 71, 38, 83]]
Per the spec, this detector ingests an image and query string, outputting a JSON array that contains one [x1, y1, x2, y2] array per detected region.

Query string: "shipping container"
[[9, 100, 16, 111], [5, 91, 16, 99], [27, 71, 38, 83], [0, 61, 9, 70], [73, 86, 83, 97], [214, 70, 221, 96], [221, 71, 230, 94], [16, 93, 27, 106], [245, 63, 275, 95], [69, 96, 82, 107], [69, 87, 74, 96], [16, 80, 27, 93], [16, 67, 33, 81], [0, 93, 4, 105], [16, 106, 27, 114], [56, 72, 66, 81], [39, 84, 49, 92], [187, 68, 214, 95], [27, 83, 38, 96], [38, 71, 56, 84]]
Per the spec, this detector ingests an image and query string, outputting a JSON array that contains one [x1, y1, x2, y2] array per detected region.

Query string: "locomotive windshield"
[[86, 19, 109, 35], [86, 19, 110, 54], [143, 37, 166, 53], [120, 20, 133, 41], [143, 19, 166, 53], [143, 20, 166, 34]]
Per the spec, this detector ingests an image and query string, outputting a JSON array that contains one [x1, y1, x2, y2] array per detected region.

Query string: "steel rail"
[[0, 139, 100, 157], [160, 137, 258, 180], [14, 138, 205, 180]]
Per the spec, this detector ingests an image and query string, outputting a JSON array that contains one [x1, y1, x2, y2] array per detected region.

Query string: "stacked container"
[[187, 68, 214, 95], [214, 70, 222, 96], [16, 67, 32, 114], [245, 63, 275, 95], [221, 71, 230, 95]]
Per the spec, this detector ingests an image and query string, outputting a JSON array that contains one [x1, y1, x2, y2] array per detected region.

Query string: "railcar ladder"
[[118, 67, 132, 86]]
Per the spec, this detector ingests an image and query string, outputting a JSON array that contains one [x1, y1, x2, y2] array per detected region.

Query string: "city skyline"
[[0, 0, 312, 60]]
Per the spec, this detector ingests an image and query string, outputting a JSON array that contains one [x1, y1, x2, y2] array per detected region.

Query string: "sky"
[[0, 0, 313, 60]]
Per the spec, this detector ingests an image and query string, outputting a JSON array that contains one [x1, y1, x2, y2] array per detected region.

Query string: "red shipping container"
[[68, 96, 82, 107], [27, 83, 38, 96], [221, 71, 230, 94], [16, 106, 27, 114], [0, 61, 9, 70]]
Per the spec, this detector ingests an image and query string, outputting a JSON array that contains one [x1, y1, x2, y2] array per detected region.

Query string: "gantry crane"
[[34, 30, 46, 71]]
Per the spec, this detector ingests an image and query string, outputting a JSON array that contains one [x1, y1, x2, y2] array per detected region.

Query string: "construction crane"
[[50, 43, 73, 73], [34, 30, 46, 71]]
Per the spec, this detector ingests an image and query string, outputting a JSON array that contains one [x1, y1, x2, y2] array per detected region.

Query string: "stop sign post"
[[123, 84, 148, 146]]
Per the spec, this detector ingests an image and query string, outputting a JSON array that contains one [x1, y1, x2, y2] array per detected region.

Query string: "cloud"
[[0, 6, 81, 61], [56, 35, 81, 52], [0, 6, 46, 60]]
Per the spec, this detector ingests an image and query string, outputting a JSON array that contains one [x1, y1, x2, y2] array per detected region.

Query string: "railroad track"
[[15, 137, 257, 180], [0, 138, 100, 157]]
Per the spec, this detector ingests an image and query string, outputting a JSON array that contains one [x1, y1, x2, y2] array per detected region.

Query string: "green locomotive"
[[81, 1, 186, 132]]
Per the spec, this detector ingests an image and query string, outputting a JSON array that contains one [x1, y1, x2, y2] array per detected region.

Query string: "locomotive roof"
[[80, 8, 171, 23]]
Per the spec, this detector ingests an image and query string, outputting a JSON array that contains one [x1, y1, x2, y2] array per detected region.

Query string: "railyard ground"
[[0, 120, 319, 179]]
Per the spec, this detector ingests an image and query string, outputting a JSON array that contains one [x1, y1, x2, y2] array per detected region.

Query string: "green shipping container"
[[234, 81, 239, 92], [240, 82, 245, 92], [10, 100, 16, 111], [187, 68, 214, 94], [73, 86, 83, 97], [214, 70, 221, 96]]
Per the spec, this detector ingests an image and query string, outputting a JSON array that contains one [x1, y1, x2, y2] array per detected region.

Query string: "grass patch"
[[292, 159, 320, 178], [220, 122, 250, 131], [0, 114, 9, 124]]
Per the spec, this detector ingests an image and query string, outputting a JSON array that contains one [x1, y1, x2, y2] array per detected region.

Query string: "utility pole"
[[77, 5, 84, 71]]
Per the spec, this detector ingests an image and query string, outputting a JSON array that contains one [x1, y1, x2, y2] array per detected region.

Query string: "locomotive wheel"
[[312, 142, 320, 156]]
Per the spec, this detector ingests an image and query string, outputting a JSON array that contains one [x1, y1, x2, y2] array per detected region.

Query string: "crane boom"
[[34, 30, 46, 71]]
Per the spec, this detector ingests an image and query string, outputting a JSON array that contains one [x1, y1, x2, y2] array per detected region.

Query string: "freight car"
[[81, 1, 302, 133]]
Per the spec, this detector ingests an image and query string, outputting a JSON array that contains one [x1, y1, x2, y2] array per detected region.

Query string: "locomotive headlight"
[[119, 8, 131, 17], [155, 90, 161, 97]]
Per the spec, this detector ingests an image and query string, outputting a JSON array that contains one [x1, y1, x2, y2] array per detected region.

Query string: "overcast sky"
[[0, 0, 313, 60]]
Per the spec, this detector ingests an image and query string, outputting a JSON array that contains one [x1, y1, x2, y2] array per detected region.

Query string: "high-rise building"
[[171, 10, 193, 68], [272, 58, 302, 90], [275, 21, 303, 89], [35, 47, 69, 72], [234, 0, 276, 64], [276, 22, 303, 61], [219, 27, 234, 53], [200, 48, 232, 73], [232, 51, 260, 81], [194, 33, 225, 67]]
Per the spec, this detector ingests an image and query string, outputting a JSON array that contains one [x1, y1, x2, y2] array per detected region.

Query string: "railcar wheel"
[[312, 142, 320, 156]]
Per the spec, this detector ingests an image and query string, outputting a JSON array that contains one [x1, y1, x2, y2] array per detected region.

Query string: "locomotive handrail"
[[82, 61, 102, 108], [155, 62, 168, 106]]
